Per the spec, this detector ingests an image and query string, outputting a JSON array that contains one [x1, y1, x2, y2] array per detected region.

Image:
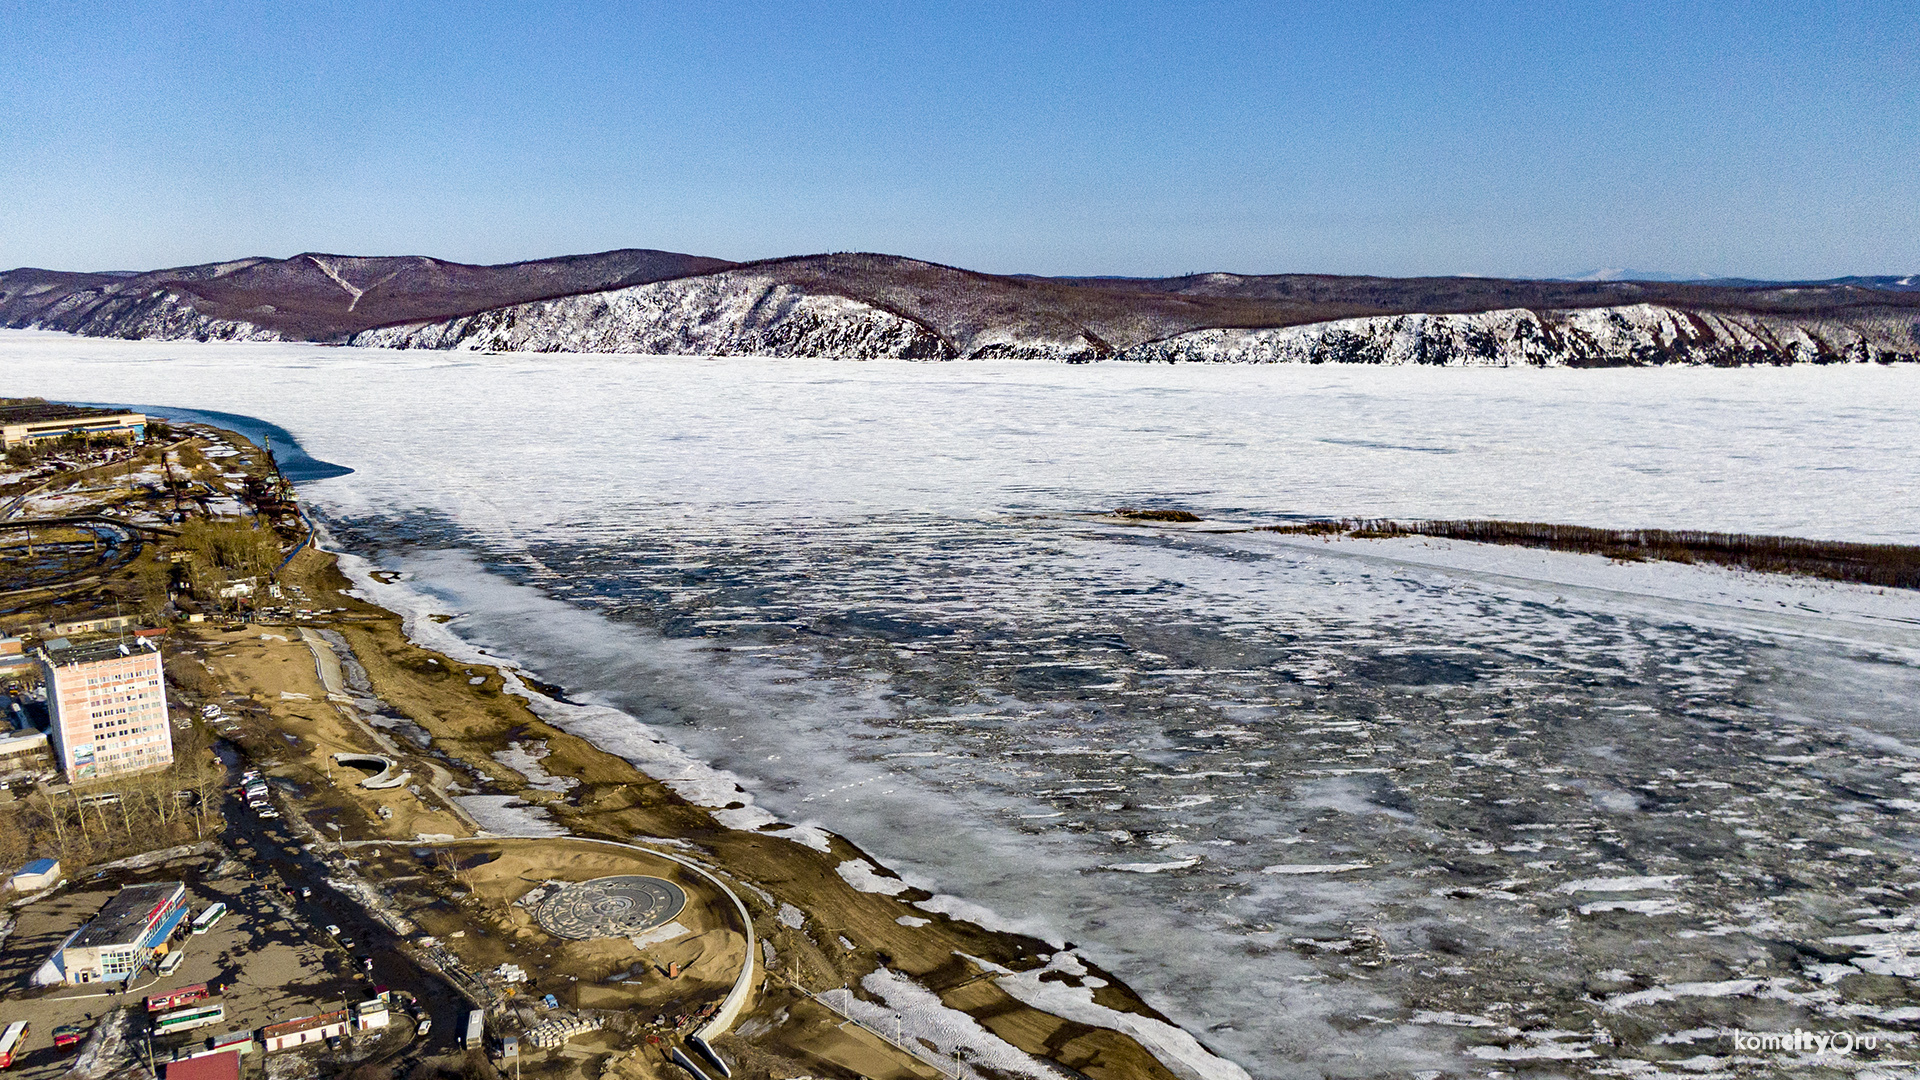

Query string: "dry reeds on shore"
[[1114, 507, 1204, 523], [1265, 518, 1920, 590]]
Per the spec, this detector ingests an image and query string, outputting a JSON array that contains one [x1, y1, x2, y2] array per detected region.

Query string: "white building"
[[35, 880, 188, 984], [353, 999, 390, 1031], [0, 403, 146, 450], [37, 637, 173, 780], [263, 1011, 349, 1052], [9, 858, 60, 892]]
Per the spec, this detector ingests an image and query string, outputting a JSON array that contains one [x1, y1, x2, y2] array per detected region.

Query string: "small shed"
[[10, 858, 60, 892], [353, 999, 389, 1031]]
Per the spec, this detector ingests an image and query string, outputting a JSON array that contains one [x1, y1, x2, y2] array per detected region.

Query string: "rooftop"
[[263, 1010, 348, 1038], [44, 637, 159, 667], [0, 402, 138, 426], [164, 1050, 240, 1080], [71, 881, 184, 950]]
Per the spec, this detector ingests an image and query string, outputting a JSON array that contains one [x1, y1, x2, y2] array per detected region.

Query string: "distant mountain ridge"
[[0, 248, 733, 341], [3, 248, 1916, 366], [1562, 268, 1920, 290]]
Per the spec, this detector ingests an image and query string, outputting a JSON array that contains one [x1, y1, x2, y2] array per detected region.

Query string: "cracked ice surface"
[[8, 334, 1920, 1077]]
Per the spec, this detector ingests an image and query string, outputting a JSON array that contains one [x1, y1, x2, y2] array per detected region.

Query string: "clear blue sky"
[[2, 1, 1914, 278]]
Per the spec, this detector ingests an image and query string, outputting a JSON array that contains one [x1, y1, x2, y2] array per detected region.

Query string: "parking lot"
[[0, 843, 418, 1079]]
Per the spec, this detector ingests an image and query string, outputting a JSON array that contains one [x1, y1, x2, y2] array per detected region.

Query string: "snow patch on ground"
[[454, 795, 567, 837], [69, 1007, 136, 1080], [493, 740, 579, 793], [837, 858, 912, 895], [968, 951, 1253, 1080], [820, 966, 1061, 1080]]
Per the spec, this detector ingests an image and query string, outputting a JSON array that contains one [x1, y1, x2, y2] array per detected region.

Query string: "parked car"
[[300, 887, 312, 898], [258, 809, 280, 819], [325, 924, 342, 937], [325, 1034, 343, 1051]]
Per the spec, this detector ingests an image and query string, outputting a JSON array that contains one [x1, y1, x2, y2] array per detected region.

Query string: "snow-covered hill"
[[358, 275, 1920, 366], [6, 248, 1917, 365], [353, 269, 956, 358], [1121, 305, 1920, 366]]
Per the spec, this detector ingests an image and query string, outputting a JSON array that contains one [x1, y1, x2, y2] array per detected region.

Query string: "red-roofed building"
[[263, 1010, 348, 1052], [164, 1050, 240, 1080]]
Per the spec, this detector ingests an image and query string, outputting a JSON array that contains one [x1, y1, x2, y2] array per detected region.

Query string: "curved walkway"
[[340, 835, 757, 1042], [330, 752, 410, 789], [297, 627, 481, 831]]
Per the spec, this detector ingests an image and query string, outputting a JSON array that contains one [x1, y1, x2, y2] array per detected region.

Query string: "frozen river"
[[8, 331, 1920, 1077]]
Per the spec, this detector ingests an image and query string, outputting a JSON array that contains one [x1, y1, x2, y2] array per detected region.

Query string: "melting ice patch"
[[1558, 875, 1688, 893], [1576, 897, 1691, 915], [1101, 857, 1200, 874]]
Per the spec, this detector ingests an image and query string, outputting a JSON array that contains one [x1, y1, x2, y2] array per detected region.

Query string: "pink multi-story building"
[[37, 637, 173, 780]]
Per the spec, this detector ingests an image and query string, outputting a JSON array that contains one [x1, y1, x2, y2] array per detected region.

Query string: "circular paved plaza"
[[534, 875, 688, 939]]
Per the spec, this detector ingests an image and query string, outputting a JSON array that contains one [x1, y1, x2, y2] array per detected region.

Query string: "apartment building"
[[37, 636, 173, 780]]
